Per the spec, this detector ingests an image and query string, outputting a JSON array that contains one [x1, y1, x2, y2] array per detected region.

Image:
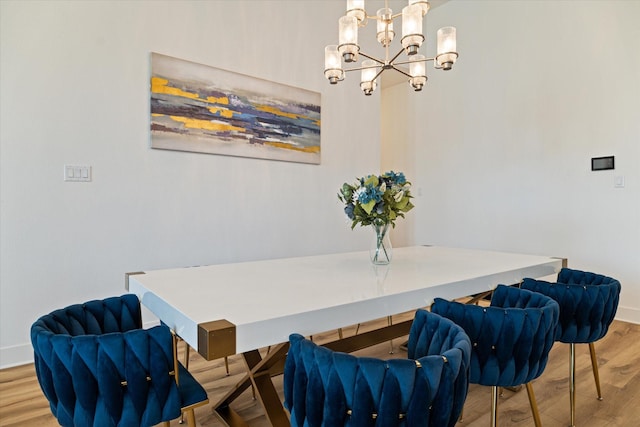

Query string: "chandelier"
[[324, 0, 458, 95]]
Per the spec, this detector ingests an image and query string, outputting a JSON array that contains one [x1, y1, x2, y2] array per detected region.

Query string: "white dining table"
[[126, 245, 565, 426]]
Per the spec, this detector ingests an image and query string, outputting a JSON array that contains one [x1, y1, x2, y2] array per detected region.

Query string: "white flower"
[[394, 190, 404, 202]]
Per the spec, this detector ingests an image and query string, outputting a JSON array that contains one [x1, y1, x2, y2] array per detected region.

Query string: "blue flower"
[[344, 204, 355, 219], [356, 184, 383, 204], [384, 171, 406, 185]]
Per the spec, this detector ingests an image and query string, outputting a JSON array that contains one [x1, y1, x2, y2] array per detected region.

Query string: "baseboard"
[[616, 305, 640, 325], [0, 342, 33, 370]]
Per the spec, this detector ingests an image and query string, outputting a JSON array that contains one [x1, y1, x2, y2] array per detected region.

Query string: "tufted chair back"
[[522, 268, 621, 343], [284, 309, 471, 427], [432, 285, 558, 388], [32, 294, 142, 337], [432, 285, 559, 427], [30, 294, 207, 427], [521, 267, 621, 426], [406, 308, 471, 425]]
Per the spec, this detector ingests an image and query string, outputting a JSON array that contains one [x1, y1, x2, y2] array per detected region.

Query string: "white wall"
[[2, 0, 638, 369], [0, 0, 381, 368], [408, 1, 640, 321]]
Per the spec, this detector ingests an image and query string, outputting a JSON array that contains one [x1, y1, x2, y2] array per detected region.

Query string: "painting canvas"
[[150, 53, 321, 164]]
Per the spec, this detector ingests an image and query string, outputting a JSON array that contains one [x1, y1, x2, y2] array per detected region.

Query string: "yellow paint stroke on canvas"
[[265, 141, 320, 154], [207, 96, 229, 105], [170, 116, 245, 132], [256, 105, 299, 120], [151, 77, 200, 100], [152, 78, 237, 118], [257, 105, 321, 128], [208, 107, 235, 119]]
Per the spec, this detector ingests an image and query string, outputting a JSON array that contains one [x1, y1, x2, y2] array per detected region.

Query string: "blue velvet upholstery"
[[284, 309, 471, 427], [431, 285, 559, 388], [31, 294, 208, 427], [521, 268, 621, 426], [521, 268, 621, 344]]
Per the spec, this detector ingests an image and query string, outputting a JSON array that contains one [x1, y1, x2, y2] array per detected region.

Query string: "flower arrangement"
[[338, 171, 414, 229]]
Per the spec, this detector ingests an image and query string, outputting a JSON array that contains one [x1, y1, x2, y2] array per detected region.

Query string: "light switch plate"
[[64, 165, 91, 182]]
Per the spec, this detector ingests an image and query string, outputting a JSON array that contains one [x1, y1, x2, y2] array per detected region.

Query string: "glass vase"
[[370, 222, 392, 265]]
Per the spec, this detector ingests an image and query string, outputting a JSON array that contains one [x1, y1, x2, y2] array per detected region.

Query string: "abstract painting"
[[150, 53, 321, 164]]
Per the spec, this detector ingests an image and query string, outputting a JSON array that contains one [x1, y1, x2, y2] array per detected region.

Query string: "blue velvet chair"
[[522, 268, 621, 427], [30, 294, 208, 427], [284, 309, 471, 427], [432, 285, 559, 427]]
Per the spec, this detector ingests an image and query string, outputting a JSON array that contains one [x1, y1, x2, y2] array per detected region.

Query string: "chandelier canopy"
[[324, 0, 458, 95]]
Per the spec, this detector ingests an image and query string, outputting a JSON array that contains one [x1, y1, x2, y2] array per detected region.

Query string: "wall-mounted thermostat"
[[591, 156, 614, 171]]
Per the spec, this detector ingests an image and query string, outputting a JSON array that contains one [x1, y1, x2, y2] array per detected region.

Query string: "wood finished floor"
[[1, 315, 639, 426]]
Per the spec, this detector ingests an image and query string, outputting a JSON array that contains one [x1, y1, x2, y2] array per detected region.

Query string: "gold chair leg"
[[338, 328, 343, 339], [525, 382, 542, 427], [183, 341, 190, 424], [570, 343, 576, 427], [185, 408, 196, 427], [388, 315, 394, 354], [491, 386, 499, 427], [184, 342, 190, 370], [588, 342, 603, 401], [224, 356, 230, 376]]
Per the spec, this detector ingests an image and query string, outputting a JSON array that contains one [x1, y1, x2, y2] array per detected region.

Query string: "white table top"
[[127, 246, 563, 354]]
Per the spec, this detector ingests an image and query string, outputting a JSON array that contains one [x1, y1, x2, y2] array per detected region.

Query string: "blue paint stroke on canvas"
[[150, 53, 321, 164]]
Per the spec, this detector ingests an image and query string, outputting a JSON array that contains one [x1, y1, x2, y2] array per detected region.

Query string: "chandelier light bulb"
[[408, 0, 430, 16], [376, 8, 394, 47], [401, 4, 424, 55], [436, 26, 458, 70], [324, 45, 345, 84], [409, 54, 427, 91], [360, 60, 378, 96], [346, 0, 366, 25], [339, 15, 360, 62]]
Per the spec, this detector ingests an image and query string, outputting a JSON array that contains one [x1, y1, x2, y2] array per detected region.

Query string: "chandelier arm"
[[390, 66, 413, 79], [393, 57, 436, 67], [358, 51, 386, 65], [371, 67, 386, 82], [343, 64, 380, 73], [387, 48, 406, 66]]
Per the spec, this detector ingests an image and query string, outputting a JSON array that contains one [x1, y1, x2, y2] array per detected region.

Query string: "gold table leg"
[[213, 343, 290, 427]]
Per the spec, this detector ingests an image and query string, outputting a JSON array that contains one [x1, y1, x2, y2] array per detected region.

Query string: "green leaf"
[[361, 199, 376, 215], [394, 197, 409, 210], [363, 175, 378, 187]]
